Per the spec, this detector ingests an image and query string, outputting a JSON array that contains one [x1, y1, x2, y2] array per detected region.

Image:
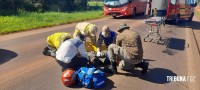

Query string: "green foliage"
[[0, 0, 104, 35], [195, 10, 200, 19], [74, 0, 88, 10], [0, 0, 90, 15], [88, 1, 103, 11], [0, 10, 104, 35], [88, 1, 103, 6], [46, 0, 75, 11]]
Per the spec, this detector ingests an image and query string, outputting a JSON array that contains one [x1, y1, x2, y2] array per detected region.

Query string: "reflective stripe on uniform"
[[84, 24, 94, 35], [68, 37, 83, 48]]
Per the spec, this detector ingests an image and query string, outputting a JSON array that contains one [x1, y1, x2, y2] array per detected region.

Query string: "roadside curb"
[[186, 16, 200, 90], [191, 16, 200, 55]]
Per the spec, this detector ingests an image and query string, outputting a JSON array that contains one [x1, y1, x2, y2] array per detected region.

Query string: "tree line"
[[0, 0, 89, 15]]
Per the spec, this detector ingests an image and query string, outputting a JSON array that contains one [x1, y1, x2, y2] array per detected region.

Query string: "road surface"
[[0, 16, 200, 90]]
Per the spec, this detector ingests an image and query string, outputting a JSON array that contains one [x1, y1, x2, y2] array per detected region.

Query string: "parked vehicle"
[[103, 0, 147, 18], [148, 0, 197, 24]]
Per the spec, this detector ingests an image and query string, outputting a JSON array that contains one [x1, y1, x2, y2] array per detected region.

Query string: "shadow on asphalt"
[[96, 78, 116, 90], [189, 21, 200, 30], [143, 59, 156, 62], [108, 15, 147, 20], [162, 48, 177, 55], [69, 76, 115, 89], [166, 37, 185, 51], [170, 20, 200, 31], [117, 68, 177, 84], [161, 37, 185, 55], [0, 49, 18, 65]]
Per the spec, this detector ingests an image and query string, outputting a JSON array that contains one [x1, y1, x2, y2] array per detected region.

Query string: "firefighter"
[[73, 22, 98, 46], [56, 34, 89, 72], [43, 32, 72, 57], [105, 23, 149, 74]]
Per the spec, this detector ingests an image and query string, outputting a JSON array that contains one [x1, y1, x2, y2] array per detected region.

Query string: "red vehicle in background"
[[103, 0, 147, 18], [148, 0, 197, 24]]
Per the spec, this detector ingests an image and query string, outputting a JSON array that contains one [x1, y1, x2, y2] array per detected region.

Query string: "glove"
[[96, 51, 101, 57]]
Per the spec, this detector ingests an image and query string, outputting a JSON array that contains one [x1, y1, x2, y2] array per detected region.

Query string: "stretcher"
[[144, 16, 165, 44]]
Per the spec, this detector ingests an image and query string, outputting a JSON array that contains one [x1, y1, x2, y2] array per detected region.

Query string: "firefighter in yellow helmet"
[[43, 32, 72, 57], [73, 22, 98, 47]]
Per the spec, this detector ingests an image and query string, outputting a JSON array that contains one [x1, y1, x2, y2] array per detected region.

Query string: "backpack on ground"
[[76, 67, 105, 89]]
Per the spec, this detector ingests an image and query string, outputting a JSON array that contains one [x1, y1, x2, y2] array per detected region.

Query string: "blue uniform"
[[97, 30, 117, 49]]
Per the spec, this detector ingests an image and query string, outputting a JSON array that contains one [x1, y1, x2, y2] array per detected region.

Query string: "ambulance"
[[147, 0, 197, 24]]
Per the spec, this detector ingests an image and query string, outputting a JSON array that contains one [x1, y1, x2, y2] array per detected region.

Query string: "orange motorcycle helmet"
[[61, 68, 76, 87]]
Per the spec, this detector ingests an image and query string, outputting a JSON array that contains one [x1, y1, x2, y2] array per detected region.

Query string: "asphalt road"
[[0, 16, 200, 90]]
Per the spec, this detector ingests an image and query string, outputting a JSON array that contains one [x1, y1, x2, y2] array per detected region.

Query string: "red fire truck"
[[103, 0, 147, 18], [148, 0, 197, 24]]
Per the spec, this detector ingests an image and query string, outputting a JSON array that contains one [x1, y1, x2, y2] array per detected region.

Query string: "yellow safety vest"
[[73, 23, 94, 37], [47, 32, 72, 49], [73, 23, 97, 52]]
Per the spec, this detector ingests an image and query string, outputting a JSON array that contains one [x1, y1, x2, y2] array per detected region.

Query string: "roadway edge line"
[[191, 16, 200, 55], [186, 18, 200, 90]]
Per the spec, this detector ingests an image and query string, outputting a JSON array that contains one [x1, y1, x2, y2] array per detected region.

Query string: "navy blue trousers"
[[56, 56, 88, 72]]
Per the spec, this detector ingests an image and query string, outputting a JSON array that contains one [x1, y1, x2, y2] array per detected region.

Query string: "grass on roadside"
[[195, 10, 200, 19], [0, 10, 104, 35], [195, 6, 200, 19]]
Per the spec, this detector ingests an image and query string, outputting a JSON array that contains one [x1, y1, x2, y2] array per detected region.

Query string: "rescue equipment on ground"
[[61, 68, 76, 87]]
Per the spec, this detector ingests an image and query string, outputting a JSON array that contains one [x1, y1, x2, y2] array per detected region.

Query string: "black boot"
[[135, 62, 149, 74], [141, 62, 149, 74], [103, 62, 117, 74], [103, 58, 111, 65], [43, 47, 51, 56], [135, 62, 142, 68], [111, 62, 117, 74]]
